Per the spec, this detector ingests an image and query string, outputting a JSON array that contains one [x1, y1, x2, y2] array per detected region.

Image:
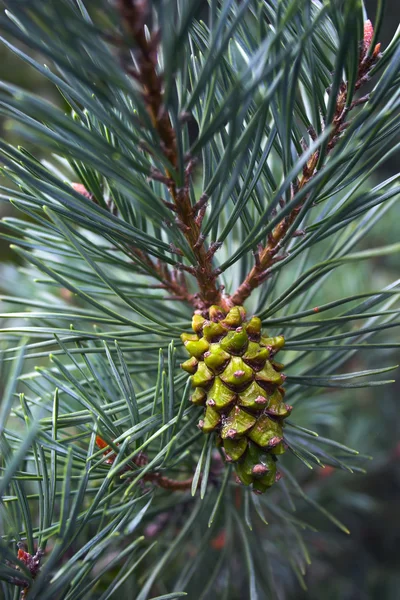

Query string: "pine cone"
[[181, 305, 291, 493]]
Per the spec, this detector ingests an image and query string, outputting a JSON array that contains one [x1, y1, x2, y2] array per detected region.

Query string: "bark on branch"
[[117, 0, 222, 311], [229, 23, 381, 308]]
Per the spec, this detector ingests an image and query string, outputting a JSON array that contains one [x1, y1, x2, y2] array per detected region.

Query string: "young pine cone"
[[181, 305, 291, 494]]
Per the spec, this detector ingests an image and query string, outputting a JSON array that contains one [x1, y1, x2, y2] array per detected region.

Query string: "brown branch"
[[72, 183, 195, 305], [130, 246, 196, 304], [117, 0, 222, 312], [228, 22, 382, 308], [96, 436, 194, 491], [143, 472, 194, 491]]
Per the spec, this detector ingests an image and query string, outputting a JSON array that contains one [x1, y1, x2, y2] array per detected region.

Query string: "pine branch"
[[125, 247, 196, 305], [95, 436, 194, 491], [229, 21, 382, 308], [72, 182, 195, 305], [117, 0, 222, 311], [0, 2, 398, 597]]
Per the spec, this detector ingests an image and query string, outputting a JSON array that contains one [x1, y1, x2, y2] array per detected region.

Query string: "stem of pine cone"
[[117, 0, 222, 311], [228, 23, 381, 308]]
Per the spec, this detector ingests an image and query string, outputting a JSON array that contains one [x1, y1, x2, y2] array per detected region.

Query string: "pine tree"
[[0, 1, 399, 598]]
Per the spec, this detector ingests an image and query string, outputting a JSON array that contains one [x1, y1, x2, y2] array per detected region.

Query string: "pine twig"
[[117, 0, 222, 311], [228, 21, 382, 308], [96, 437, 194, 491], [143, 473, 194, 491], [72, 183, 195, 304]]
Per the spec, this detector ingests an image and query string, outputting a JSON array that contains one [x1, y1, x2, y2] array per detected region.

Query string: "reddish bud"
[[362, 20, 381, 62], [363, 20, 374, 50], [16, 545, 43, 580], [211, 530, 227, 550], [96, 436, 117, 464], [372, 42, 381, 58], [18, 549, 30, 563], [95, 435, 108, 450], [72, 182, 92, 199], [318, 465, 335, 479]]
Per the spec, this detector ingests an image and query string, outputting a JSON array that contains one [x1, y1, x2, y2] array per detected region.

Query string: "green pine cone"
[[181, 305, 291, 494]]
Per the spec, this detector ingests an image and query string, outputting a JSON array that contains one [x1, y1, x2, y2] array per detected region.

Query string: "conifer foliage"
[[0, 1, 399, 598]]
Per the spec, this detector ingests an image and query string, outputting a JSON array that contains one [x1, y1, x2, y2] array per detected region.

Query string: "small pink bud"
[[72, 182, 92, 199], [361, 20, 381, 62], [363, 20, 374, 49]]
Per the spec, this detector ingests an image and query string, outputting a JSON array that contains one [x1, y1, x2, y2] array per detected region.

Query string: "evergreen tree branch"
[[0, 2, 398, 596], [117, 0, 223, 311], [72, 182, 196, 305], [95, 436, 194, 491], [229, 22, 382, 308]]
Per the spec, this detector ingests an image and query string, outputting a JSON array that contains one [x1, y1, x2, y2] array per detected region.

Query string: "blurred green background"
[[0, 1, 398, 599]]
